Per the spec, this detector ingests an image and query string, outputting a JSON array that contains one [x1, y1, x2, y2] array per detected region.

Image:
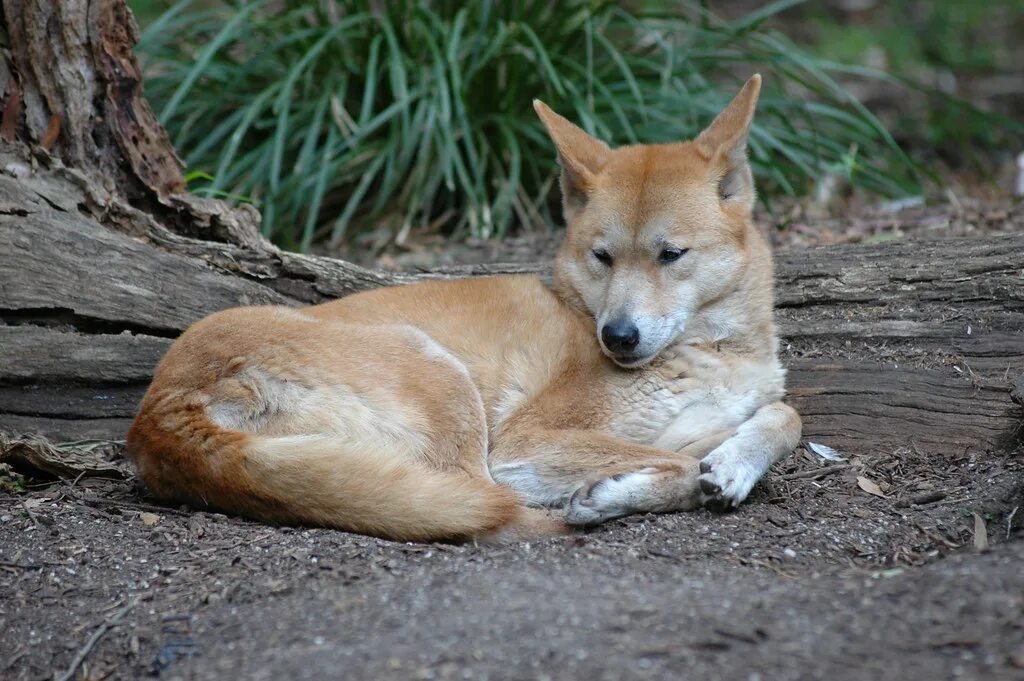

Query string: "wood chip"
[[780, 464, 850, 481], [895, 490, 947, 508]]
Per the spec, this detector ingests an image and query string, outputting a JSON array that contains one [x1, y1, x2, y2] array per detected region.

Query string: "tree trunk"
[[0, 0, 1020, 468]]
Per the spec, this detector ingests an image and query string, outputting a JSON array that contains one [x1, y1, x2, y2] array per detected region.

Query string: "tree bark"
[[2, 0, 183, 201], [0, 0, 1021, 466]]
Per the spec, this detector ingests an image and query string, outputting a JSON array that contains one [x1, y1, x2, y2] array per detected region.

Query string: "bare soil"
[[3, 199, 1024, 681], [2, 441, 1023, 681]]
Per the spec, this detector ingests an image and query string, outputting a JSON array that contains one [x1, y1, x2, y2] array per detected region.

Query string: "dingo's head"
[[536, 75, 765, 368]]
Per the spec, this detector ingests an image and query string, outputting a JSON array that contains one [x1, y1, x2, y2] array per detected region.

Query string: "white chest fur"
[[609, 344, 786, 451]]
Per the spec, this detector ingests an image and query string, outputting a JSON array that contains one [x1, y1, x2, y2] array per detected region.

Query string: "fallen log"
[[1, 151, 1021, 456]]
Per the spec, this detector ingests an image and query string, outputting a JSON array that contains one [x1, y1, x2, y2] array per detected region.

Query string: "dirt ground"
[[3, 199, 1024, 680], [2, 440, 1023, 681]]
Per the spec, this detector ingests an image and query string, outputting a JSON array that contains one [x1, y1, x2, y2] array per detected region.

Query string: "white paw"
[[698, 447, 762, 509], [564, 468, 661, 526]]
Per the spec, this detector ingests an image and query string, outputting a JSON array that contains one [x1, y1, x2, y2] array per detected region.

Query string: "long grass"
[[138, 0, 924, 252]]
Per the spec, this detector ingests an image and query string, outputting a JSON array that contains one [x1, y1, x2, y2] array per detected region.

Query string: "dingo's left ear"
[[534, 100, 610, 221], [696, 74, 761, 207]]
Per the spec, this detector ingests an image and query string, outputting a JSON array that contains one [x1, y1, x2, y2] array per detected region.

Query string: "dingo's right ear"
[[533, 100, 610, 221], [696, 74, 762, 208]]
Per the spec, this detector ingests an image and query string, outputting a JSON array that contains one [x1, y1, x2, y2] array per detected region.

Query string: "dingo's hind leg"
[[489, 428, 702, 512], [130, 311, 546, 541]]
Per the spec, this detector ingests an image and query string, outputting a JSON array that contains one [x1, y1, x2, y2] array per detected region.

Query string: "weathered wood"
[[1, 415, 136, 442], [1, 0, 184, 200], [775, 237, 1024, 309], [787, 361, 1019, 454], [0, 326, 170, 383], [0, 433, 131, 478], [0, 384, 145, 419], [0, 177, 291, 335]]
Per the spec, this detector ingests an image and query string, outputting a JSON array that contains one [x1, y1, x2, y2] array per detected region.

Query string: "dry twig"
[[779, 464, 851, 481], [56, 597, 139, 681]]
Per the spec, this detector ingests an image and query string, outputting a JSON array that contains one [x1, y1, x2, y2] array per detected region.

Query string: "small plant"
[[0, 463, 25, 494], [138, 0, 923, 251]]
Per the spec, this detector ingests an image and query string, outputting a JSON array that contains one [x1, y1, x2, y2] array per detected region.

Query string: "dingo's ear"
[[533, 100, 610, 221], [696, 74, 761, 207]]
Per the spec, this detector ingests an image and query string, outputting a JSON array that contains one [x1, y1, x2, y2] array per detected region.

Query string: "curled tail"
[[243, 434, 523, 541], [128, 410, 564, 542]]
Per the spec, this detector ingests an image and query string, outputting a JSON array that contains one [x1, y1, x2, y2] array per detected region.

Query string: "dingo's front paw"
[[698, 447, 760, 510]]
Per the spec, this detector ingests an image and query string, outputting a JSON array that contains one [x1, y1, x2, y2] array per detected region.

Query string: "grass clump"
[[138, 0, 922, 252]]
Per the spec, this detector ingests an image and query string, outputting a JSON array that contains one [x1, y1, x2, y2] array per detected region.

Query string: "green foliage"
[[805, 0, 1024, 155], [0, 465, 25, 494], [809, 0, 1024, 75], [137, 0, 923, 251]]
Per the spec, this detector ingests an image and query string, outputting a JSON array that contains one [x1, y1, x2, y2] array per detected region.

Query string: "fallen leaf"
[[856, 476, 886, 498], [140, 512, 161, 527], [22, 497, 51, 509], [973, 512, 989, 552]]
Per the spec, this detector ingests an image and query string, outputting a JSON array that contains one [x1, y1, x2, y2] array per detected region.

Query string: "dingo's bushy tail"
[[128, 409, 564, 542], [244, 434, 523, 541]]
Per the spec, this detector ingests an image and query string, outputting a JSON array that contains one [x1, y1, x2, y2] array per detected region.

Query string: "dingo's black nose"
[[601, 321, 640, 354]]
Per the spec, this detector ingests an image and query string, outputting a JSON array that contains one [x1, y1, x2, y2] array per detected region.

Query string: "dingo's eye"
[[658, 247, 689, 264], [592, 248, 613, 266]]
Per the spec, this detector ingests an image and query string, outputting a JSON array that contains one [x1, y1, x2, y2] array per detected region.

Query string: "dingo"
[[127, 75, 801, 541]]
